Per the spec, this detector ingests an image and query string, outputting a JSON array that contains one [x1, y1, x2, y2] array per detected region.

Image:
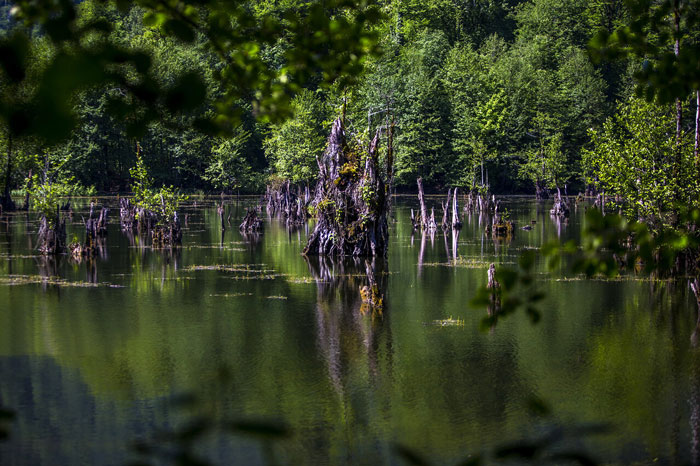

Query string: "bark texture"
[[304, 117, 392, 257]]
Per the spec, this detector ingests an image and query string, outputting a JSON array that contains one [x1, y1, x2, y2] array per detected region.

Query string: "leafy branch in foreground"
[[1, 0, 382, 144]]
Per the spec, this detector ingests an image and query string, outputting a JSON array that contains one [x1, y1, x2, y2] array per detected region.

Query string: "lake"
[[0, 196, 698, 465]]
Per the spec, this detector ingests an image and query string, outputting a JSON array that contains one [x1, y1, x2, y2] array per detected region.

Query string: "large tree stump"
[[303, 117, 392, 257]]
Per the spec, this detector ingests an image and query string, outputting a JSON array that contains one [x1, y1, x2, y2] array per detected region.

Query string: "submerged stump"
[[240, 208, 263, 233], [37, 209, 66, 255], [304, 117, 392, 257]]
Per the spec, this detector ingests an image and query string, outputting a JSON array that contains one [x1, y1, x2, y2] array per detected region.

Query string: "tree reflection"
[[305, 255, 391, 399]]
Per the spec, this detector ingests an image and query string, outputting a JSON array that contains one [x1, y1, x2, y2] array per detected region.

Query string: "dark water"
[[0, 196, 699, 465]]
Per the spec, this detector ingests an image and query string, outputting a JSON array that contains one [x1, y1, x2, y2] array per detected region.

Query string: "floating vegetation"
[[423, 257, 500, 268], [430, 317, 465, 327], [265, 295, 288, 300], [185, 245, 246, 251], [0, 254, 41, 259], [334, 271, 397, 278], [210, 292, 254, 297], [183, 242, 247, 251], [223, 274, 280, 281], [0, 275, 124, 288], [287, 276, 322, 284], [183, 265, 276, 274], [552, 276, 673, 283], [182, 264, 288, 281]]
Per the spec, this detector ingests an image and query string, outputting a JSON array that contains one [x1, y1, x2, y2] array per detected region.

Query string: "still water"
[[0, 196, 698, 465]]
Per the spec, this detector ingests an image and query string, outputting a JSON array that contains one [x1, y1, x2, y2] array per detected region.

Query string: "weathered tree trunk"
[[120, 197, 136, 230], [417, 177, 429, 230], [452, 188, 462, 229], [464, 192, 474, 213], [550, 187, 570, 218], [304, 116, 392, 257], [410, 208, 420, 230], [38, 207, 66, 255], [265, 180, 310, 225], [218, 202, 225, 230], [441, 188, 452, 230], [240, 208, 263, 233]]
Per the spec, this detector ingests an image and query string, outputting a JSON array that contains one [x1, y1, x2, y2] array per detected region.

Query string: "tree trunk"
[[240, 208, 263, 232], [304, 116, 391, 257], [37, 207, 66, 255], [417, 177, 428, 229], [452, 188, 462, 229], [441, 188, 451, 230]]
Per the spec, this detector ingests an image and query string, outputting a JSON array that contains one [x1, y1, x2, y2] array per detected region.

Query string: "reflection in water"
[[1, 197, 700, 465], [306, 255, 391, 399]]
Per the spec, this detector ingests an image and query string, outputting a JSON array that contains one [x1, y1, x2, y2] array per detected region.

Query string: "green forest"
[[1, 0, 698, 214]]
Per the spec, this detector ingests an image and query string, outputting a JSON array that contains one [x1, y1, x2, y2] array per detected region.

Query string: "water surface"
[[0, 196, 698, 465]]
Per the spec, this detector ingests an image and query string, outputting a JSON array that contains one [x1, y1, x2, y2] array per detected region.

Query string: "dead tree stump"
[[240, 208, 263, 233], [451, 188, 462, 229], [441, 188, 452, 230], [550, 188, 570, 218], [416, 177, 437, 231], [120, 197, 136, 230], [303, 116, 392, 257], [37, 208, 66, 255]]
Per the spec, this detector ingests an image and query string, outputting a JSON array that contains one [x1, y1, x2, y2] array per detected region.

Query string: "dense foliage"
[[0, 0, 698, 207]]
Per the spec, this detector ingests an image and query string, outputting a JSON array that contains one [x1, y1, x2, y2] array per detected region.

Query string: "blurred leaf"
[[495, 442, 543, 459], [495, 268, 518, 290], [170, 393, 199, 409], [226, 419, 290, 438], [175, 418, 211, 442], [0, 408, 15, 420], [519, 249, 536, 270], [548, 452, 598, 466], [526, 396, 551, 417], [0, 32, 30, 83], [394, 444, 433, 466], [454, 456, 481, 466], [166, 73, 207, 112]]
